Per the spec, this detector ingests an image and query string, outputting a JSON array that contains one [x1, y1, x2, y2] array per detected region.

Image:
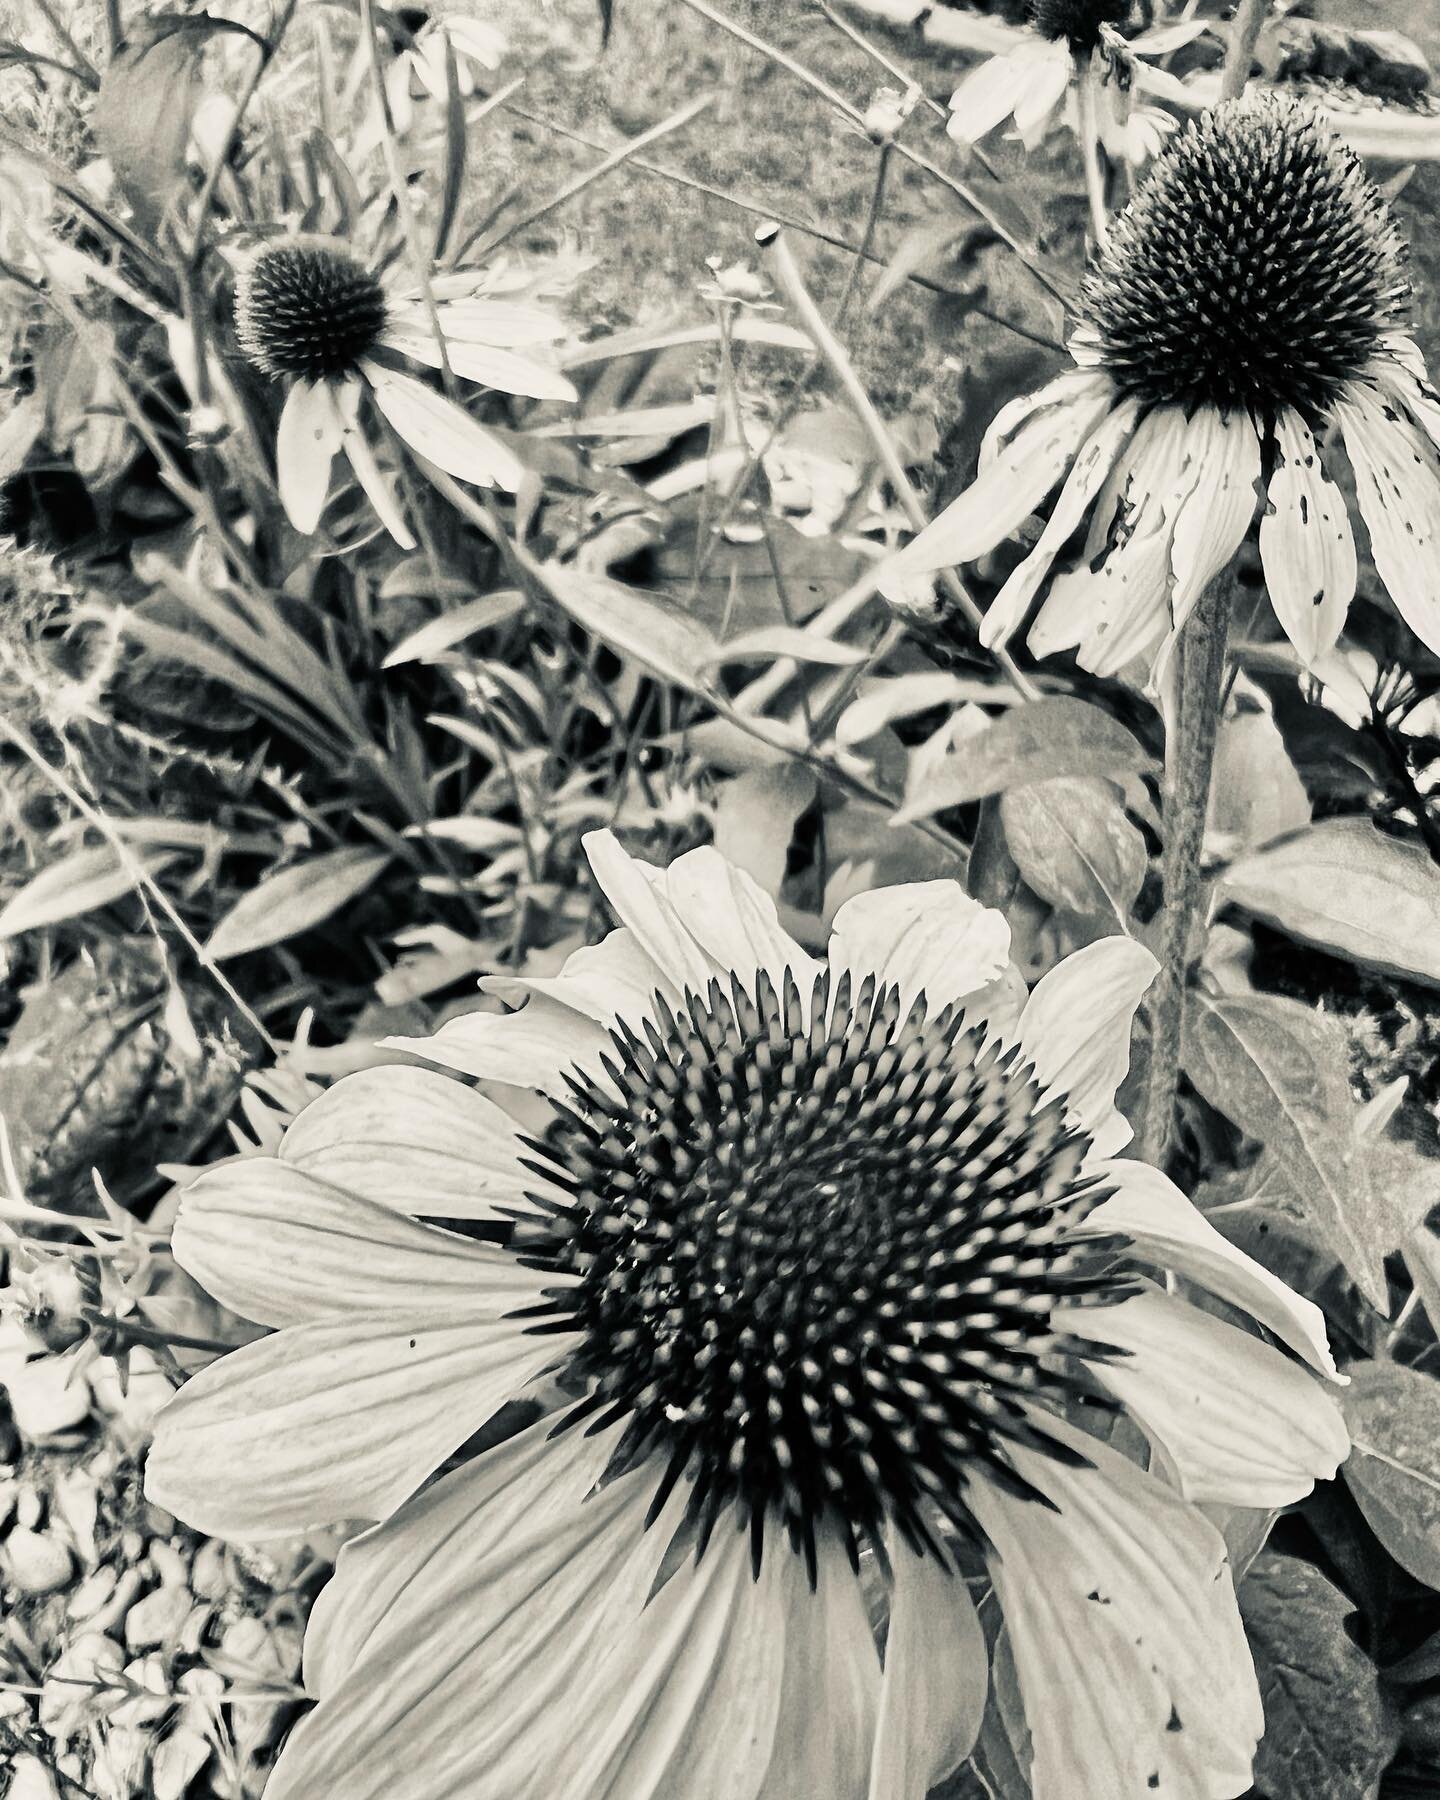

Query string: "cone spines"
[[1080, 94, 1409, 420], [234, 243, 389, 382], [516, 968, 1125, 1578]]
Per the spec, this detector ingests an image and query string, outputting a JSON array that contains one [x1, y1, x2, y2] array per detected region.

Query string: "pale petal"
[[384, 995, 612, 1094], [1258, 407, 1357, 666], [970, 1420, 1263, 1800], [1012, 47, 1073, 150], [339, 413, 416, 549], [275, 379, 341, 534], [172, 1159, 553, 1326], [662, 844, 824, 995], [582, 828, 717, 995], [483, 925, 671, 1021], [880, 375, 1114, 584], [868, 1547, 986, 1800], [380, 328, 578, 402], [1082, 1159, 1339, 1377], [428, 298, 567, 347], [360, 360, 525, 491], [828, 882, 1012, 1019], [1058, 1289, 1350, 1505], [303, 1413, 628, 1698], [1167, 405, 1262, 623], [145, 1308, 564, 1539], [982, 395, 1144, 650], [946, 49, 1045, 144], [1335, 381, 1440, 655], [1016, 936, 1157, 1156], [979, 366, 1109, 470], [279, 1066, 557, 1220], [266, 1463, 672, 1800], [756, 1532, 881, 1799]]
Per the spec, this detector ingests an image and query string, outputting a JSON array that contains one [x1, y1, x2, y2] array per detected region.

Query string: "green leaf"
[[1240, 1552, 1396, 1800], [999, 776, 1146, 922], [381, 591, 525, 667], [894, 697, 1152, 824], [703, 626, 869, 668], [533, 565, 720, 695], [0, 846, 182, 939], [1222, 818, 1440, 989], [1184, 992, 1390, 1308], [206, 847, 392, 961], [1342, 1362, 1440, 1591]]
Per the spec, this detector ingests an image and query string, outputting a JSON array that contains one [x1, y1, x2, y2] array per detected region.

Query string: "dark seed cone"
[[511, 968, 1130, 1581], [1078, 93, 1409, 423], [234, 243, 389, 382], [1028, 0, 1128, 52]]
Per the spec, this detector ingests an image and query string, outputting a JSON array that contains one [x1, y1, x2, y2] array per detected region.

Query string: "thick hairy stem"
[[1138, 576, 1232, 1165]]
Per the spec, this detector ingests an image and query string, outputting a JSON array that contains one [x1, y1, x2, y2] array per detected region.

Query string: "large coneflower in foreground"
[[884, 93, 1440, 675], [146, 834, 1347, 1800], [234, 238, 576, 546]]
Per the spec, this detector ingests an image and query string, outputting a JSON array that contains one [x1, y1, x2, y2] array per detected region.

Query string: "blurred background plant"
[[2, 0, 1440, 1795]]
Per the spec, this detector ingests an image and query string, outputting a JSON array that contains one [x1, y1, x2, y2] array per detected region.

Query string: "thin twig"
[[759, 225, 1041, 703]]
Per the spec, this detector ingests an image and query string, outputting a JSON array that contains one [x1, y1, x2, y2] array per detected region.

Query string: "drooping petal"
[[1083, 1159, 1339, 1377], [982, 394, 1144, 649], [1058, 1289, 1349, 1505], [947, 44, 1056, 145], [1028, 404, 1194, 675], [979, 365, 1111, 469], [828, 883, 1012, 1019], [1335, 381, 1440, 655], [339, 407, 416, 549], [1011, 45, 1073, 150], [360, 360, 525, 491], [278, 1066, 557, 1220], [1166, 404, 1262, 626], [428, 297, 567, 347], [868, 1547, 986, 1800], [1257, 407, 1357, 666], [171, 1159, 556, 1326], [145, 1305, 565, 1539], [275, 379, 342, 534], [379, 328, 578, 402], [970, 1420, 1263, 1800], [265, 1463, 674, 1800], [879, 375, 1115, 588], [1016, 936, 1157, 1156], [482, 925, 672, 1022]]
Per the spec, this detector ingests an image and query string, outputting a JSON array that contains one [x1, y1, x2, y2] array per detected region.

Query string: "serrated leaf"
[[1240, 1552, 1396, 1800], [0, 846, 182, 939], [894, 697, 1152, 824], [1342, 1362, 1440, 1590], [1223, 818, 1440, 988], [206, 847, 392, 960], [999, 776, 1146, 922], [533, 564, 719, 695], [1185, 992, 1390, 1308]]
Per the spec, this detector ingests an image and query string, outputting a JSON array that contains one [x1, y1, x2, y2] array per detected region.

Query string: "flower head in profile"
[[234, 237, 576, 545], [145, 832, 1346, 1800], [352, 8, 507, 156], [889, 93, 1440, 675], [947, 0, 1178, 154]]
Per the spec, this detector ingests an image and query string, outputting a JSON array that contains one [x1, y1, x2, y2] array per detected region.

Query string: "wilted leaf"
[[207, 847, 392, 960], [533, 564, 720, 694], [1185, 993, 1390, 1308], [1223, 818, 1440, 988], [1240, 1552, 1396, 1800], [0, 845, 182, 939], [894, 697, 1152, 824], [1342, 1362, 1440, 1590], [999, 777, 1146, 921]]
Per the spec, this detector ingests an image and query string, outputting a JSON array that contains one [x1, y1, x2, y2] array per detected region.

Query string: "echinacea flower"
[[352, 8, 508, 157], [886, 93, 1440, 675], [234, 238, 576, 546], [145, 833, 1347, 1800]]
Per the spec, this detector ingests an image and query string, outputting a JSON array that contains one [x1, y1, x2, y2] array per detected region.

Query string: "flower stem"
[[1138, 573, 1232, 1166], [1220, 0, 1272, 101]]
